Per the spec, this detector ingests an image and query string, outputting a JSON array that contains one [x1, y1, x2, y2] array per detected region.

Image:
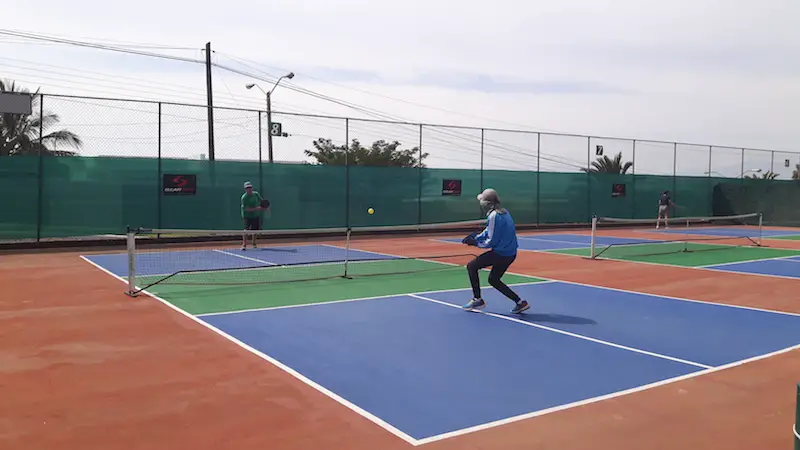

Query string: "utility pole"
[[266, 90, 273, 163], [205, 42, 215, 161]]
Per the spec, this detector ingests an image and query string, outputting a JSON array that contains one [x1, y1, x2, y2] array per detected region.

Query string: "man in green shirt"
[[241, 181, 267, 250]]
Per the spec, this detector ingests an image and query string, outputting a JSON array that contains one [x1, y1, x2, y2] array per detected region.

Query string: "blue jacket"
[[475, 209, 518, 256]]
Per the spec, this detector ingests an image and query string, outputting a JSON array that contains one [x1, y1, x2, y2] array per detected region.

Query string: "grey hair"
[[477, 188, 507, 214]]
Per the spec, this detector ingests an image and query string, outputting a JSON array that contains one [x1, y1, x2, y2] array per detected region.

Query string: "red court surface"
[[2, 226, 799, 450]]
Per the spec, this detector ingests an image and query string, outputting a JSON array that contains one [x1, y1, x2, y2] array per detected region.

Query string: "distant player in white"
[[656, 190, 675, 229]]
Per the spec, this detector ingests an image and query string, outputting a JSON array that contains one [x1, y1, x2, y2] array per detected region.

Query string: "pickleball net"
[[589, 212, 763, 259], [123, 219, 485, 296]]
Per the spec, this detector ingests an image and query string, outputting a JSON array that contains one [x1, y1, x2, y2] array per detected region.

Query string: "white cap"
[[244, 181, 253, 188], [477, 188, 499, 203]]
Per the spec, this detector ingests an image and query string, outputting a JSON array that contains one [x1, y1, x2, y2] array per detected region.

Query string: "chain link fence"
[[1, 93, 799, 243]]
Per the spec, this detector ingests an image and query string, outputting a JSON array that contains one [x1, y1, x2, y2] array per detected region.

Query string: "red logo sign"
[[163, 174, 197, 195], [442, 179, 462, 196]]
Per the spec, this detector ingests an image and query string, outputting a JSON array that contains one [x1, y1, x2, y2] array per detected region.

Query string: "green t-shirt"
[[241, 191, 264, 218]]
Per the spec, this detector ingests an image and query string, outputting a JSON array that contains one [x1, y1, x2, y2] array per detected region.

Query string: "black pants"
[[467, 250, 521, 302], [244, 217, 261, 230]]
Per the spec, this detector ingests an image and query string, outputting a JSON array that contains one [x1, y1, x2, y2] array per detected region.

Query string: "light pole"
[[246, 71, 294, 163]]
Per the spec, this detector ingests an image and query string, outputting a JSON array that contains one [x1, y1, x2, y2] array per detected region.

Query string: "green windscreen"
[[1, 154, 793, 242]]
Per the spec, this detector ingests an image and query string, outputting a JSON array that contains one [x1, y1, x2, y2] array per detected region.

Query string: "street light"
[[246, 72, 295, 163]]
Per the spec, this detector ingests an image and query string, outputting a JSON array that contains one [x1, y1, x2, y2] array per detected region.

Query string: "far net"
[[123, 219, 485, 296], [589, 212, 763, 259]]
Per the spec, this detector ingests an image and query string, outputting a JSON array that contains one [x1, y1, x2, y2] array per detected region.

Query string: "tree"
[[304, 138, 428, 167], [0, 79, 82, 157], [581, 151, 633, 174], [744, 171, 778, 180], [793, 164, 800, 180]]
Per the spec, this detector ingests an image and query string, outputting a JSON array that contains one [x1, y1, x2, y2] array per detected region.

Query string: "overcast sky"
[[2, 0, 799, 176]]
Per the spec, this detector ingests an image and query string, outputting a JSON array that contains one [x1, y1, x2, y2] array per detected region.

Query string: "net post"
[[794, 382, 800, 450], [682, 218, 690, 252], [758, 212, 763, 247], [590, 216, 597, 258], [343, 227, 352, 279], [125, 226, 137, 297]]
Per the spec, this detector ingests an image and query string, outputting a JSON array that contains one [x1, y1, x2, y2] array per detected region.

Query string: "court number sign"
[[163, 174, 197, 195], [270, 122, 283, 136]]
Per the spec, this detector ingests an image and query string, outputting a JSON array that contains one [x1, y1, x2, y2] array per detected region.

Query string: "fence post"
[[344, 118, 350, 229], [36, 94, 44, 242], [672, 142, 677, 207], [707, 146, 713, 216], [587, 136, 591, 223], [631, 139, 637, 218], [536, 133, 541, 225], [157, 102, 162, 233], [417, 123, 423, 225], [480, 128, 484, 191]]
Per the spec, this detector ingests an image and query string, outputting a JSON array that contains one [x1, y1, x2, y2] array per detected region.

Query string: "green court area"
[[548, 241, 800, 267], [770, 234, 800, 241], [134, 259, 546, 315]]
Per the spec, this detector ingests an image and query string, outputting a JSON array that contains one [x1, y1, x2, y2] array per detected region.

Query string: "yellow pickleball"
[[368, 208, 374, 215]]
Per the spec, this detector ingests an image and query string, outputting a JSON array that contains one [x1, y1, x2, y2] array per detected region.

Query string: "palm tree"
[[0, 79, 82, 157], [581, 151, 633, 174], [744, 171, 778, 180]]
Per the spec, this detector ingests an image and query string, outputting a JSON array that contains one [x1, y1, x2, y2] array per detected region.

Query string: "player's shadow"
[[515, 313, 597, 325]]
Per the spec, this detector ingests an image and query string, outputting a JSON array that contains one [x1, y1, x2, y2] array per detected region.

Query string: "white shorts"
[[658, 205, 669, 215]]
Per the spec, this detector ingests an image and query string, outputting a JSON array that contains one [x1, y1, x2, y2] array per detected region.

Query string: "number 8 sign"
[[269, 122, 283, 136]]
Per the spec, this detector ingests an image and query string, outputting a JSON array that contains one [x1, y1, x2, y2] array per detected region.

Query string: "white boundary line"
[[532, 246, 800, 282], [769, 234, 800, 239], [543, 273, 800, 318], [656, 229, 800, 239], [697, 254, 800, 268], [433, 234, 800, 281], [78, 255, 422, 446], [415, 342, 800, 445], [213, 249, 278, 266], [79, 254, 800, 447], [196, 281, 552, 318], [408, 294, 712, 369], [794, 424, 800, 441], [416, 238, 800, 317]]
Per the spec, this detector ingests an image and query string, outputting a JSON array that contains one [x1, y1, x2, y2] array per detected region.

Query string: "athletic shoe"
[[511, 300, 530, 314], [462, 298, 485, 311]]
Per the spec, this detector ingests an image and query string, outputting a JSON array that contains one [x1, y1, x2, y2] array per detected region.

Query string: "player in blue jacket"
[[462, 188, 530, 314]]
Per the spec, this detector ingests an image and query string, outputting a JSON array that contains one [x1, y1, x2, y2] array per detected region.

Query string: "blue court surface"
[[197, 281, 800, 442], [704, 256, 800, 278], [441, 233, 660, 251], [85, 244, 393, 278]]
